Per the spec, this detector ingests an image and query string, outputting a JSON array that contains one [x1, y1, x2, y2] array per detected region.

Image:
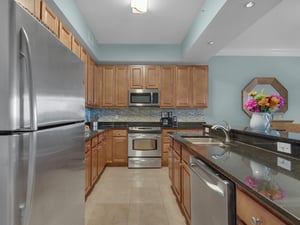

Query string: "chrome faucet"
[[211, 121, 231, 143]]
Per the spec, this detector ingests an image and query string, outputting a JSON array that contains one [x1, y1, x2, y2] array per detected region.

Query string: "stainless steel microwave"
[[128, 89, 160, 106]]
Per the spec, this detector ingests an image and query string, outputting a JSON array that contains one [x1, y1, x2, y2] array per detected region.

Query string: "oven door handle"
[[128, 134, 161, 139], [129, 134, 147, 139]]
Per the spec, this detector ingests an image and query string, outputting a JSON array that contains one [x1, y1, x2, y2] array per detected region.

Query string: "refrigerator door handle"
[[19, 133, 37, 225], [20, 27, 37, 131]]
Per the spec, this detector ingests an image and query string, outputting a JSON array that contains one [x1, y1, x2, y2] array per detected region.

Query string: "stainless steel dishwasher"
[[190, 156, 236, 225]]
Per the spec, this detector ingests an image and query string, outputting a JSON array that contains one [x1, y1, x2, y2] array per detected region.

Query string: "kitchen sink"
[[183, 137, 224, 145]]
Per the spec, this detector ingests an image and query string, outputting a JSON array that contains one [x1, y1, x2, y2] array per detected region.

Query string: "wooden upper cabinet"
[[175, 66, 192, 107], [102, 65, 115, 107], [86, 56, 95, 107], [191, 66, 208, 107], [129, 65, 144, 89], [71, 36, 81, 58], [41, 1, 59, 36], [115, 66, 129, 107], [129, 65, 160, 89], [16, 0, 34, 14], [58, 22, 72, 49], [160, 66, 175, 108], [80, 48, 88, 104], [16, 0, 41, 18], [145, 66, 160, 89], [101, 65, 129, 108], [93, 65, 102, 107], [175, 65, 208, 108]]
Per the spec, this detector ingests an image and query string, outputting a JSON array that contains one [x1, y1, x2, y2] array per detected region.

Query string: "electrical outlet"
[[204, 127, 209, 133], [277, 157, 291, 171], [277, 142, 291, 154]]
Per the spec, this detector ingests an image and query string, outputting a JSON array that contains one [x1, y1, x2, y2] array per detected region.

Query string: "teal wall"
[[206, 56, 300, 126]]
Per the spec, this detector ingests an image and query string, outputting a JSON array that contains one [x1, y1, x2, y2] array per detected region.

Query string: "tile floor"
[[85, 167, 187, 225]]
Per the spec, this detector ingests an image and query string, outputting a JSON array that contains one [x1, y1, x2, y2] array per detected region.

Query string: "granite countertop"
[[84, 122, 205, 140], [169, 132, 300, 224]]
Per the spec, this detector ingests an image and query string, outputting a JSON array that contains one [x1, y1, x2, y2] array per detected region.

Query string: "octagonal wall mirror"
[[242, 77, 288, 117]]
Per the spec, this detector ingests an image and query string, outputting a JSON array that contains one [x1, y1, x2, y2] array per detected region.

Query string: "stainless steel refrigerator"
[[0, 1, 85, 225]]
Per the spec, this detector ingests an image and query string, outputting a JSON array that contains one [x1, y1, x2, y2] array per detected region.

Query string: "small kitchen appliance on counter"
[[160, 111, 173, 127]]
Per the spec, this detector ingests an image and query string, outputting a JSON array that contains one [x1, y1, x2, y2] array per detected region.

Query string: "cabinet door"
[[71, 36, 81, 58], [93, 65, 102, 107], [160, 66, 175, 108], [85, 141, 92, 194], [112, 136, 128, 165], [41, 2, 59, 36], [58, 22, 72, 49], [16, 0, 34, 13], [191, 66, 208, 107], [145, 65, 160, 89], [173, 150, 181, 200], [115, 66, 129, 107], [176, 66, 191, 107], [181, 161, 191, 223], [91, 147, 98, 184], [97, 139, 103, 176], [80, 48, 88, 105], [129, 65, 144, 89], [102, 66, 115, 107], [34, 0, 42, 18], [105, 130, 113, 164], [168, 142, 173, 180], [86, 57, 94, 107]]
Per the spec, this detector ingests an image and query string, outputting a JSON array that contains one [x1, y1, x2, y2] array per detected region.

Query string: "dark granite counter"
[[84, 129, 106, 141], [84, 121, 205, 140], [169, 131, 300, 224]]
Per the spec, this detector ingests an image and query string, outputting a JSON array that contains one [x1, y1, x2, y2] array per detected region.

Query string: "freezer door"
[[0, 123, 84, 225], [0, 2, 84, 131]]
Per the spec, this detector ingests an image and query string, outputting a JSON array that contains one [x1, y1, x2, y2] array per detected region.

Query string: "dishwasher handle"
[[190, 160, 230, 197]]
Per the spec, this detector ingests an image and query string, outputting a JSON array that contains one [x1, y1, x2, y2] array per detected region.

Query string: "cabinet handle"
[[251, 217, 261, 225]]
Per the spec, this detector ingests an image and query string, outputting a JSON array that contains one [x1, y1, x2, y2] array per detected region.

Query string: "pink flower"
[[245, 176, 258, 189]]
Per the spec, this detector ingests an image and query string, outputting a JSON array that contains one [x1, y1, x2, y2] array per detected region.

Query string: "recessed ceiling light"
[[208, 41, 215, 45], [245, 1, 255, 8]]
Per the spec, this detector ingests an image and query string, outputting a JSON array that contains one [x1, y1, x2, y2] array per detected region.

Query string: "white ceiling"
[[74, 0, 300, 63]]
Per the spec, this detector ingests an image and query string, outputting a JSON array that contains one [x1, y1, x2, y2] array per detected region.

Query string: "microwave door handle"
[[20, 27, 37, 131]]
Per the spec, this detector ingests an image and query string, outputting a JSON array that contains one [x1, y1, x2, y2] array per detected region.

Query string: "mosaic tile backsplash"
[[85, 107, 205, 122]]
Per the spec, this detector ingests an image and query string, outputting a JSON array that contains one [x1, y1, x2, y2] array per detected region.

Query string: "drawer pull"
[[251, 217, 261, 225]]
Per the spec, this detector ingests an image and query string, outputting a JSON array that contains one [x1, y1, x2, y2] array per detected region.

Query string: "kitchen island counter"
[[169, 131, 300, 225]]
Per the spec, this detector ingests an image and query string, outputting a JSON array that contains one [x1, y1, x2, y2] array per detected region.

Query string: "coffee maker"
[[160, 111, 173, 127]]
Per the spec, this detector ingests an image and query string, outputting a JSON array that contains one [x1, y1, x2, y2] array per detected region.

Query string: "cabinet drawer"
[[181, 147, 191, 164], [112, 129, 127, 137], [237, 188, 287, 225], [91, 136, 98, 147]]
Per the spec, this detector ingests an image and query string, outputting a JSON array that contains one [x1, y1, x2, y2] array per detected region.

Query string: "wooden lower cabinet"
[[170, 140, 191, 224], [173, 149, 181, 200], [85, 140, 92, 194], [181, 147, 191, 224], [237, 187, 289, 225], [112, 129, 128, 166], [85, 131, 108, 197], [162, 128, 202, 167]]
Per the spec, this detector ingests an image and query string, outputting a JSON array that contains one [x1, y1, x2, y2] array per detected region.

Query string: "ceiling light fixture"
[[131, 0, 148, 14], [208, 41, 215, 45], [245, 1, 255, 8]]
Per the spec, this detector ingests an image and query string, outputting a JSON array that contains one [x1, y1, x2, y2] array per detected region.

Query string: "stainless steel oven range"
[[128, 126, 162, 168]]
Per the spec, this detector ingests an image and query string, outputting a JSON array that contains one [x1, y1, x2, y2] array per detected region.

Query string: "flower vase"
[[250, 112, 272, 131]]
